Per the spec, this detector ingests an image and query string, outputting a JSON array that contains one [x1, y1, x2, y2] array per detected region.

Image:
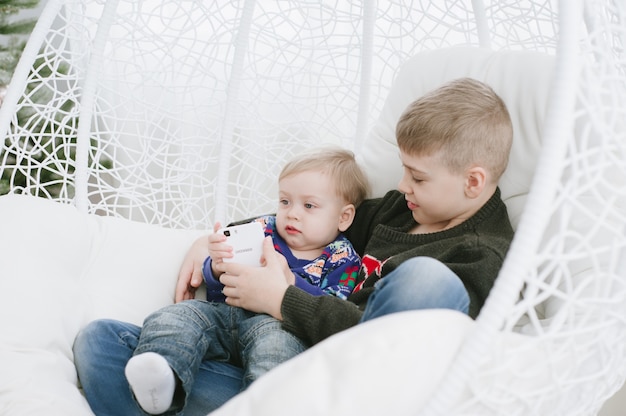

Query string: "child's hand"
[[208, 222, 233, 276], [218, 236, 291, 319]]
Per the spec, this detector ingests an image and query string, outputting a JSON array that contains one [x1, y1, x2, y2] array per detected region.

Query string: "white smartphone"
[[219, 221, 265, 267]]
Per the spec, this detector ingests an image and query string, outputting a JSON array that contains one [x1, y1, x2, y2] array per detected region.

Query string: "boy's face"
[[276, 170, 352, 253], [397, 150, 472, 232]]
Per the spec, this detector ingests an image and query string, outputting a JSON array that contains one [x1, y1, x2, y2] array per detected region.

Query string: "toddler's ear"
[[338, 204, 356, 232], [465, 166, 487, 198]]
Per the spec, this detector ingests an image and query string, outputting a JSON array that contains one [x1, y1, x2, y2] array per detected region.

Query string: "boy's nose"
[[397, 174, 411, 194]]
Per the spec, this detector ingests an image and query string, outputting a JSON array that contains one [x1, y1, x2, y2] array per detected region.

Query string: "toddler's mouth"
[[285, 225, 300, 234]]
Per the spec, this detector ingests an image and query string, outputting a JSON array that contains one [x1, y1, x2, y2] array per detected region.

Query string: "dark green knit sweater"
[[280, 188, 514, 346]]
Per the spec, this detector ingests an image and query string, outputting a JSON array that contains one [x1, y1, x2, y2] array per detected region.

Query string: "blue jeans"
[[360, 256, 469, 321], [133, 300, 305, 412], [74, 318, 240, 416], [74, 256, 469, 415]]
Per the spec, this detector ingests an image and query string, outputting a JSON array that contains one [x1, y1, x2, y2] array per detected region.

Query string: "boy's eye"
[[279, 199, 289, 206], [304, 203, 314, 209], [412, 176, 424, 183]]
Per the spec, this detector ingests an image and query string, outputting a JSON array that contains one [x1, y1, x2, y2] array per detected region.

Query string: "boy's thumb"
[[261, 236, 275, 265]]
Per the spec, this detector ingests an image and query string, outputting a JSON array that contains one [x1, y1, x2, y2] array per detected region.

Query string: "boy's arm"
[[280, 285, 363, 346], [214, 237, 363, 345]]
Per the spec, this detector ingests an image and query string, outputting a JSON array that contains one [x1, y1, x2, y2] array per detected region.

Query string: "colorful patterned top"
[[202, 215, 361, 302]]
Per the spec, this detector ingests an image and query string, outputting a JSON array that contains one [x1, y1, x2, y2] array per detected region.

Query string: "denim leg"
[[360, 256, 470, 323], [73, 318, 244, 416], [73, 319, 147, 416], [237, 313, 307, 390], [135, 300, 244, 411]]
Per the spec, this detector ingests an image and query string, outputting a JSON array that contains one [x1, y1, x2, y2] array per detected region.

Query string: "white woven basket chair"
[[0, 1, 625, 415]]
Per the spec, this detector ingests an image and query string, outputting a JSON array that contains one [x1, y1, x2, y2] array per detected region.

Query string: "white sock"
[[125, 352, 176, 415]]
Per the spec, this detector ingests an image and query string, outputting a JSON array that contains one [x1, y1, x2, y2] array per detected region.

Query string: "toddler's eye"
[[304, 203, 314, 209], [279, 199, 289, 206]]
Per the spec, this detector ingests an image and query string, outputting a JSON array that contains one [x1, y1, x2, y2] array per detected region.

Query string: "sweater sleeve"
[[201, 257, 226, 302], [281, 285, 363, 346]]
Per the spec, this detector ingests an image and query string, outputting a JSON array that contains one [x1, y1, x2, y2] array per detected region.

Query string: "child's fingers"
[[208, 232, 227, 243], [209, 244, 234, 260], [209, 223, 232, 260]]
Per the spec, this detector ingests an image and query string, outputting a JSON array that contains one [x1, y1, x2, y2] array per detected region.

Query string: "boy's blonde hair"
[[396, 77, 513, 181], [280, 147, 370, 207]]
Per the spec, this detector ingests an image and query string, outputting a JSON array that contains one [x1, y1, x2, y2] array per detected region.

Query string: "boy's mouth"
[[406, 200, 419, 210]]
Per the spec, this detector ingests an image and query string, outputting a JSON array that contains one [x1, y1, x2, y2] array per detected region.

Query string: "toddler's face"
[[397, 150, 471, 232], [275, 170, 348, 255]]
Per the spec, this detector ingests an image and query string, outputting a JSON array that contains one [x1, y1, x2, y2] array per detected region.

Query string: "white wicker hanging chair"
[[1, 1, 625, 415]]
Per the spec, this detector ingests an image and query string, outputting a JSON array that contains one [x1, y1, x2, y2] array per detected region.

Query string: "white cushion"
[[210, 309, 475, 416], [211, 309, 567, 416], [0, 194, 203, 415]]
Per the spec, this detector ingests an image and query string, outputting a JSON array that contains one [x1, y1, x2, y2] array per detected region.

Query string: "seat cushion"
[[0, 194, 203, 415]]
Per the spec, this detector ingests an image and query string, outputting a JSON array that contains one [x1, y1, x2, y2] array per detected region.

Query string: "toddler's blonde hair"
[[280, 147, 369, 207]]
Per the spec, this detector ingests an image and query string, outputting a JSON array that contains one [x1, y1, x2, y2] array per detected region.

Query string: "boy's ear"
[[338, 204, 356, 232], [465, 166, 487, 198]]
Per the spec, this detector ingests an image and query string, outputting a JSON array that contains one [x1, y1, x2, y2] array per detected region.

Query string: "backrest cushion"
[[359, 47, 555, 229]]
